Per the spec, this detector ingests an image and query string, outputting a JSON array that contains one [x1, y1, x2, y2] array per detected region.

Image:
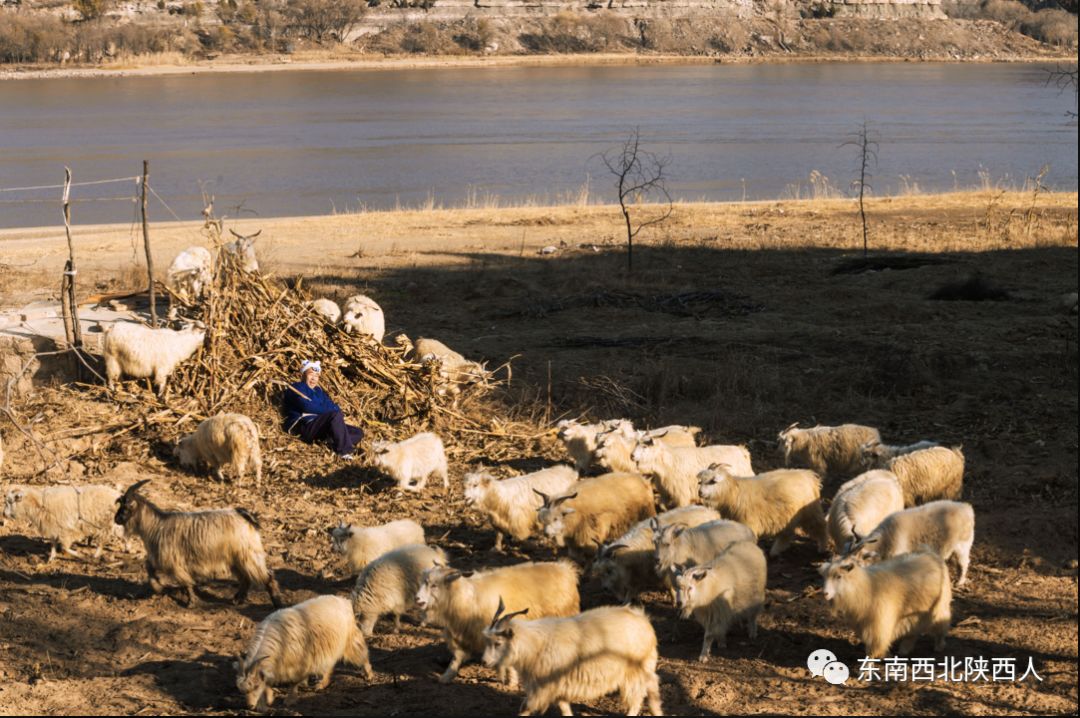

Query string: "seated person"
[[282, 360, 363, 460]]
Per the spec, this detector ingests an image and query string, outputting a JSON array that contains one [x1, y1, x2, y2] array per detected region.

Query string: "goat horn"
[[123, 479, 151, 500], [551, 492, 578, 507], [489, 596, 507, 629], [532, 489, 550, 506]]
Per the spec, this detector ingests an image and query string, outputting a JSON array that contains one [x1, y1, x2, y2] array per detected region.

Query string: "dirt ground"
[[0, 192, 1077, 715]]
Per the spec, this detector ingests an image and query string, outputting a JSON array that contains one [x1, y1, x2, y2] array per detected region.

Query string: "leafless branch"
[[1045, 64, 1078, 119], [840, 119, 879, 258], [594, 128, 675, 272]]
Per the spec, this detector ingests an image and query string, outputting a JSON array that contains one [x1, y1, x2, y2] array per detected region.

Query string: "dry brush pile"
[[6, 223, 549, 482]]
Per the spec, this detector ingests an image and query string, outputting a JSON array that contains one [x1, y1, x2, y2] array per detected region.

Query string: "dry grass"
[[2, 190, 1075, 307]]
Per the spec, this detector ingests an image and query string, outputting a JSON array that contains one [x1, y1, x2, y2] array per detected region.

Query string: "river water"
[[1, 62, 1076, 228]]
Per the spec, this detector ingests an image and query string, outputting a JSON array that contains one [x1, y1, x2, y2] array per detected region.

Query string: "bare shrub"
[[400, 21, 458, 54], [1022, 9, 1078, 47], [285, 0, 366, 43], [453, 17, 495, 52], [72, 0, 114, 20], [0, 12, 70, 63], [519, 11, 626, 53]]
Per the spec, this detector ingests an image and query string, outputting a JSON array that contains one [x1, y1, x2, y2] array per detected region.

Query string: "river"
[[1, 61, 1076, 229]]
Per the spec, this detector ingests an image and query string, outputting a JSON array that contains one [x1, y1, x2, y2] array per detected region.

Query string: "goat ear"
[[562, 507, 576, 515], [690, 567, 709, 581], [671, 524, 687, 538], [815, 561, 830, 576], [840, 562, 856, 573]]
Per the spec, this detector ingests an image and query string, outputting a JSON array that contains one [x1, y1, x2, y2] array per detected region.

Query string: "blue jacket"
[[283, 381, 341, 432]]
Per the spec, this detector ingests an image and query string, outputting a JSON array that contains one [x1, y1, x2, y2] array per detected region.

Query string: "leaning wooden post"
[[61, 167, 83, 377], [141, 160, 157, 327]]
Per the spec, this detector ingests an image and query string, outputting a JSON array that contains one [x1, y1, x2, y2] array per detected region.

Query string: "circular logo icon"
[[807, 649, 838, 677], [823, 661, 850, 685]]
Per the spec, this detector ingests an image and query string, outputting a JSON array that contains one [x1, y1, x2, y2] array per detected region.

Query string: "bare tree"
[[1045, 64, 1078, 119], [597, 128, 673, 272], [841, 119, 879, 258]]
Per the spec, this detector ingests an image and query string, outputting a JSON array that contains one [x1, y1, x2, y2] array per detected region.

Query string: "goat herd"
[[2, 410, 973, 715]]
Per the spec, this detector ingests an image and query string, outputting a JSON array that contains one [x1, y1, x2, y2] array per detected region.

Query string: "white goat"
[[847, 500, 976, 586], [827, 470, 905, 553], [175, 413, 262, 486], [235, 594, 372, 711], [778, 422, 881, 480], [4, 484, 125, 561], [820, 550, 952, 658], [593, 420, 700, 474], [631, 437, 753, 508], [166, 246, 213, 302], [114, 480, 283, 607], [483, 602, 663, 716], [463, 465, 578, 551], [697, 464, 828, 556], [309, 298, 342, 325], [859, 440, 940, 470], [673, 540, 767, 661], [370, 432, 448, 492], [224, 229, 260, 273], [408, 336, 489, 396], [351, 543, 446, 636], [885, 446, 965, 507], [342, 294, 385, 342], [330, 518, 425, 576], [653, 518, 755, 597], [416, 561, 580, 684], [555, 419, 621, 472], [592, 505, 720, 602], [103, 321, 205, 396]]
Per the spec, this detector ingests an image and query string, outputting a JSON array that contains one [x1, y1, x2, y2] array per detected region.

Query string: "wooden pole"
[[61, 167, 83, 378], [141, 160, 157, 327]]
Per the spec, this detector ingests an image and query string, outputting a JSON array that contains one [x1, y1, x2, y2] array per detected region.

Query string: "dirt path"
[[0, 192, 1076, 715]]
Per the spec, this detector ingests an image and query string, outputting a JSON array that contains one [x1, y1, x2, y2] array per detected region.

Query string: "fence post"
[[61, 167, 83, 378], [141, 160, 157, 327]]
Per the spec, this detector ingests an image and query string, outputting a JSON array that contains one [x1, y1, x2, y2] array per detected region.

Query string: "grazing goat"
[[166, 246, 212, 302], [778, 422, 880, 481], [103, 322, 204, 397], [463, 465, 578, 551], [592, 505, 720, 602], [4, 484, 125, 561], [225, 229, 260, 273], [483, 601, 663, 716], [820, 550, 952, 659], [416, 561, 580, 684], [673, 540, 767, 661], [370, 432, 448, 492], [114, 480, 282, 607], [826, 469, 905, 553], [175, 413, 262, 486], [330, 518, 425, 576], [846, 500, 975, 586], [631, 438, 753, 508], [593, 420, 700, 474], [342, 294, 385, 341], [351, 543, 446, 636], [697, 464, 827, 556], [885, 446, 965, 507], [535, 472, 656, 564], [235, 594, 371, 710]]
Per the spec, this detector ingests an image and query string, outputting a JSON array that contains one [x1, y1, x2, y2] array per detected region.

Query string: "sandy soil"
[[0, 192, 1077, 715], [2, 49, 1074, 82]]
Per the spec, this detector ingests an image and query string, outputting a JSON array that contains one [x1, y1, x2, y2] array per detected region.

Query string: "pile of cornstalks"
[[18, 222, 555, 478]]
